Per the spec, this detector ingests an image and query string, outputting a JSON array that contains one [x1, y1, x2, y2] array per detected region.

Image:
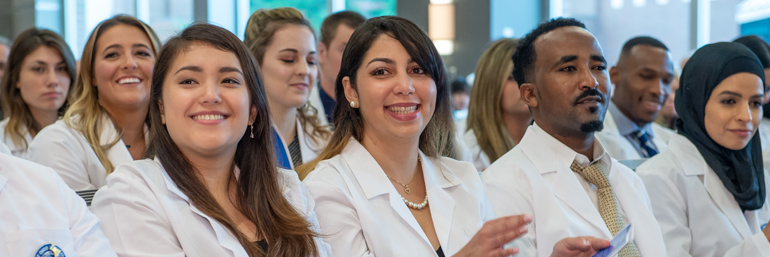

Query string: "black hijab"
[[676, 42, 766, 211]]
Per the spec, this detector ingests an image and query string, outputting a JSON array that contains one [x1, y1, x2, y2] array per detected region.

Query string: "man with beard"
[[482, 18, 666, 257], [596, 36, 676, 160]]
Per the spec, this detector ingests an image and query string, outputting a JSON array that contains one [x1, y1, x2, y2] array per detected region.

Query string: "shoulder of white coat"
[[0, 153, 61, 187], [30, 119, 83, 146], [302, 155, 352, 191], [433, 156, 479, 182], [481, 145, 530, 181], [634, 151, 685, 187], [276, 168, 312, 212], [104, 159, 166, 190]]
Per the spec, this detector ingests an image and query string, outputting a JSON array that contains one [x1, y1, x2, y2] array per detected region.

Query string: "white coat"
[[303, 138, 495, 257], [596, 110, 675, 160], [0, 118, 33, 158], [27, 115, 146, 191], [307, 84, 330, 127], [273, 118, 330, 170], [462, 129, 491, 171], [91, 158, 331, 257], [0, 140, 10, 155], [482, 125, 667, 257], [636, 133, 770, 257], [0, 153, 116, 256]]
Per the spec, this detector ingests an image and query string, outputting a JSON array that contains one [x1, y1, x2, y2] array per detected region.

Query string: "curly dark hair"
[[512, 17, 585, 85]]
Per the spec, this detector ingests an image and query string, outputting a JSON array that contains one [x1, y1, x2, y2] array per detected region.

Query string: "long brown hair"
[[1, 28, 76, 149], [146, 23, 319, 257], [244, 7, 330, 141], [296, 16, 455, 179], [466, 38, 519, 162], [63, 15, 160, 173]]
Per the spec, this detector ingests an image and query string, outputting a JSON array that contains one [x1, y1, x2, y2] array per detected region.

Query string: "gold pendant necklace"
[[386, 156, 421, 195]]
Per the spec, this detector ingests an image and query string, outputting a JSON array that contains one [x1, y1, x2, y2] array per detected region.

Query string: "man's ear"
[[318, 42, 328, 64], [609, 66, 620, 86], [520, 83, 538, 108], [158, 100, 166, 124], [342, 76, 359, 107]]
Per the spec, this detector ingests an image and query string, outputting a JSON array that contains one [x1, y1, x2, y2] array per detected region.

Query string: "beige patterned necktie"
[[571, 160, 642, 257]]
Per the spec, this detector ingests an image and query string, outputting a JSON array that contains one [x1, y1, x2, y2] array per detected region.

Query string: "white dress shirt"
[[0, 118, 33, 159], [0, 153, 116, 257], [482, 123, 667, 257], [596, 103, 675, 160], [637, 133, 770, 257], [303, 138, 495, 257], [91, 158, 331, 257], [27, 114, 146, 191]]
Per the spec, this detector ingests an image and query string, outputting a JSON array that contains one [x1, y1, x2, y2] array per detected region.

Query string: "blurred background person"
[[464, 38, 531, 171], [597, 36, 676, 160], [0, 28, 75, 158], [27, 15, 160, 191], [734, 35, 770, 150], [655, 71, 679, 130], [450, 77, 470, 121], [92, 23, 330, 257], [244, 7, 331, 171], [637, 42, 770, 257], [309, 10, 365, 126], [0, 35, 11, 119]]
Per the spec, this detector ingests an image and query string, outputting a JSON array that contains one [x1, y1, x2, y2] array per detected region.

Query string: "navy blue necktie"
[[635, 130, 658, 158]]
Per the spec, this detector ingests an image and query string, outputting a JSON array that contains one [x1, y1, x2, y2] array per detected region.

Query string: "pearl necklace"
[[402, 194, 429, 210]]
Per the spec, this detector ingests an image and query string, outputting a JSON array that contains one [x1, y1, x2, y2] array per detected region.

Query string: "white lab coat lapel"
[[341, 140, 435, 249], [422, 152, 462, 250], [298, 119, 325, 163], [159, 163, 248, 257], [518, 129, 613, 238], [671, 136, 754, 239]]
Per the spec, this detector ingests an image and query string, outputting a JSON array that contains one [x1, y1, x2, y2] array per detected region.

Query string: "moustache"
[[573, 88, 605, 105]]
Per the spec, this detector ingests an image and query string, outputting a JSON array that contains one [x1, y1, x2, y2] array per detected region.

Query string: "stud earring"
[[350, 101, 356, 108], [250, 125, 254, 139]]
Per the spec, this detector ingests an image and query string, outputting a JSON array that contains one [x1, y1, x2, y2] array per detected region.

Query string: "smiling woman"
[[0, 28, 76, 159], [27, 15, 160, 191], [91, 23, 330, 257]]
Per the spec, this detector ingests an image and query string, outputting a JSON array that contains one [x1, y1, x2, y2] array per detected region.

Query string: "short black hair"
[[320, 10, 366, 47], [734, 35, 770, 68], [512, 17, 586, 85], [450, 78, 470, 94], [620, 36, 669, 56]]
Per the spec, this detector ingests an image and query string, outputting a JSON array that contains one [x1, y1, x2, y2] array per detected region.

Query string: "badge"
[[35, 244, 66, 257]]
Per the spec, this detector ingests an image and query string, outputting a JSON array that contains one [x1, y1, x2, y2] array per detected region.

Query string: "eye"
[[32, 67, 45, 73], [281, 59, 295, 64], [105, 52, 118, 58], [136, 50, 152, 57], [179, 79, 197, 85], [560, 66, 576, 72], [720, 99, 736, 105], [752, 100, 763, 107], [410, 67, 427, 75], [56, 66, 68, 72], [307, 59, 317, 65], [222, 78, 240, 85], [593, 65, 607, 71], [371, 68, 389, 76]]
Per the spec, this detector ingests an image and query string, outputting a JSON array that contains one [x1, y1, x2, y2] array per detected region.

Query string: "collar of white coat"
[[525, 123, 610, 174], [154, 157, 249, 256], [341, 137, 462, 200], [607, 101, 653, 137], [668, 133, 710, 176]]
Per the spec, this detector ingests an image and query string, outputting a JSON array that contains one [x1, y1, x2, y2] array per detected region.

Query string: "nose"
[[735, 101, 754, 124], [296, 60, 311, 77], [201, 82, 222, 104], [46, 68, 59, 88], [122, 53, 138, 70], [578, 67, 599, 91], [394, 72, 415, 95]]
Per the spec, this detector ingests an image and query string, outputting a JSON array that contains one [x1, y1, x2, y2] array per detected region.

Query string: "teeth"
[[118, 77, 140, 84], [387, 105, 418, 114], [192, 114, 225, 120]]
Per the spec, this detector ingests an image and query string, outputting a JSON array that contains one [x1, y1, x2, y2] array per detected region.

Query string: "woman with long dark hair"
[[92, 23, 329, 256]]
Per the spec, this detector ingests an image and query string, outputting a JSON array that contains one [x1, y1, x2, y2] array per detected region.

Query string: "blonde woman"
[[0, 28, 76, 158], [464, 38, 532, 171], [244, 8, 330, 170], [28, 15, 160, 191]]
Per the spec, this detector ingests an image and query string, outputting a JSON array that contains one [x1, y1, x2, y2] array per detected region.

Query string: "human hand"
[[452, 214, 531, 257], [550, 236, 610, 257]]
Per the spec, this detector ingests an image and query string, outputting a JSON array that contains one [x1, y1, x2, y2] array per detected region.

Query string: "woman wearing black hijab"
[[636, 42, 770, 257]]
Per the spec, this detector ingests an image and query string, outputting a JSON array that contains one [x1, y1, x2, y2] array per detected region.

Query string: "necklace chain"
[[385, 156, 421, 195], [386, 156, 428, 210]]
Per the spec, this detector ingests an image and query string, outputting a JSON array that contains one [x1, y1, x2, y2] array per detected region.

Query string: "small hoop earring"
[[350, 101, 356, 108], [250, 125, 254, 139]]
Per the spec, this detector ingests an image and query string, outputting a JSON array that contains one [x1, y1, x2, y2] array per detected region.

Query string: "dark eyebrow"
[[174, 66, 202, 75], [367, 58, 394, 67], [556, 55, 578, 66], [102, 43, 152, 54], [279, 49, 298, 54], [219, 67, 243, 75], [591, 55, 607, 65], [719, 91, 742, 97]]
